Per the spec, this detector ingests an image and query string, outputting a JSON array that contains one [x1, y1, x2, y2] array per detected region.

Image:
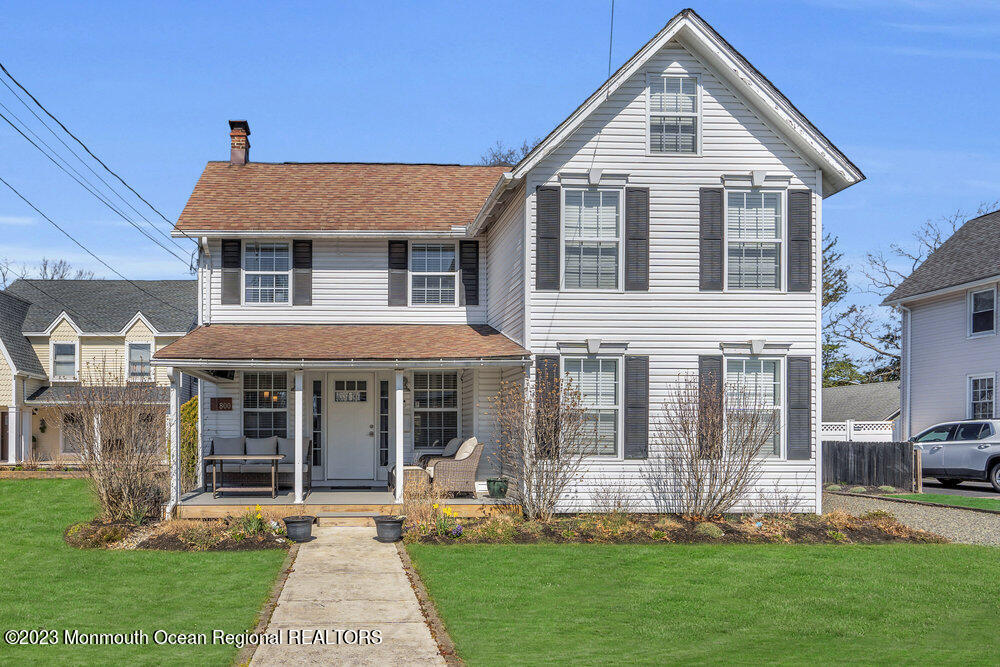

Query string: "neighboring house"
[[821, 381, 900, 441], [885, 209, 1000, 439], [0, 280, 196, 463], [153, 9, 863, 513]]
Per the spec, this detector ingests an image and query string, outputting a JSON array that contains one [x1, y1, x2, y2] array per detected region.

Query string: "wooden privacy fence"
[[822, 441, 922, 491]]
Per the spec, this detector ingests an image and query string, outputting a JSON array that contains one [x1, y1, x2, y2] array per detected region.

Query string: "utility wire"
[[0, 174, 192, 317], [0, 107, 191, 265], [0, 75, 189, 254]]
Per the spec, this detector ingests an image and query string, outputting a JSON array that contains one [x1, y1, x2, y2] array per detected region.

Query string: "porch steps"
[[314, 511, 379, 527]]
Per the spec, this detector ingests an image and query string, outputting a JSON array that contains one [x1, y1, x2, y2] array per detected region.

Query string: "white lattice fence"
[[821, 420, 896, 442]]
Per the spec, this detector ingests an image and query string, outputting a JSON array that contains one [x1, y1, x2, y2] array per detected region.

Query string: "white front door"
[[326, 373, 376, 482]]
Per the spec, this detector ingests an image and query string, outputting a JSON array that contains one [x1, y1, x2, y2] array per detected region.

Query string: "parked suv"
[[911, 420, 1000, 491]]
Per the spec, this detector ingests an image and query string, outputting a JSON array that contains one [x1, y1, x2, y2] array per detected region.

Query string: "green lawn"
[[889, 492, 1000, 511], [408, 542, 1000, 664], [0, 480, 286, 664]]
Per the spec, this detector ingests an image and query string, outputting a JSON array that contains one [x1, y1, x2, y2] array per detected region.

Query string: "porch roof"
[[152, 324, 530, 367]]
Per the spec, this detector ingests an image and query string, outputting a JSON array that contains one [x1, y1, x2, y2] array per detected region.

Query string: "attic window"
[[648, 74, 699, 154]]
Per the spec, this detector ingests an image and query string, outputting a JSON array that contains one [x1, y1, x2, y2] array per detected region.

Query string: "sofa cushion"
[[246, 436, 278, 456], [441, 437, 463, 458], [454, 437, 478, 461], [276, 437, 295, 460], [212, 436, 244, 456]]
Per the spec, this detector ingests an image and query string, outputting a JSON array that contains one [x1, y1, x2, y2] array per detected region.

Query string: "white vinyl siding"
[[969, 375, 994, 419], [244, 242, 290, 304], [969, 288, 995, 336], [485, 185, 526, 345], [564, 357, 619, 456], [563, 189, 621, 290], [243, 371, 288, 438], [648, 74, 699, 154], [726, 191, 782, 290], [411, 243, 457, 305], [725, 357, 782, 457]]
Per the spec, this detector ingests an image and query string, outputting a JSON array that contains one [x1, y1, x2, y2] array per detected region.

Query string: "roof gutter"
[[468, 172, 516, 237], [152, 357, 532, 370], [172, 229, 479, 239], [882, 273, 1000, 307]]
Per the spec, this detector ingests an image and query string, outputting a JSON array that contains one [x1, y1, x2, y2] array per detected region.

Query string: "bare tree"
[[52, 359, 167, 523], [478, 138, 541, 167], [0, 257, 95, 288], [643, 373, 778, 517], [492, 366, 591, 521], [828, 201, 1000, 381]]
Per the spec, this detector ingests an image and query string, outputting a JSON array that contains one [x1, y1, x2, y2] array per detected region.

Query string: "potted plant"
[[282, 515, 315, 542], [486, 448, 510, 499], [373, 512, 406, 542]]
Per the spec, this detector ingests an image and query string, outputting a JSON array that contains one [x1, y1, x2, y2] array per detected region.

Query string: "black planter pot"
[[486, 478, 509, 499], [374, 515, 406, 542], [283, 516, 315, 542]]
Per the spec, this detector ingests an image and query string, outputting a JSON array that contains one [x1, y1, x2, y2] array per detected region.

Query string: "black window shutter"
[[623, 355, 649, 459], [535, 354, 560, 458], [699, 188, 723, 291], [787, 190, 813, 292], [387, 240, 408, 306], [535, 186, 561, 291], [786, 356, 812, 460], [625, 188, 650, 292], [698, 355, 723, 458], [459, 240, 479, 306], [220, 239, 241, 305], [292, 240, 313, 306]]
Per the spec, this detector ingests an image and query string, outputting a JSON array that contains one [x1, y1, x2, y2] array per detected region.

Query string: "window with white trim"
[[970, 375, 994, 419], [648, 74, 699, 154], [52, 342, 77, 379], [725, 357, 782, 456], [412, 371, 458, 448], [563, 357, 619, 456], [564, 188, 620, 290], [970, 288, 995, 335], [726, 191, 782, 290], [411, 243, 457, 305], [243, 372, 288, 438], [127, 343, 151, 379], [244, 242, 290, 303]]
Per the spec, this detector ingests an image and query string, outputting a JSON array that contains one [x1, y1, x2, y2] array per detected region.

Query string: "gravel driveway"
[[823, 492, 1000, 546]]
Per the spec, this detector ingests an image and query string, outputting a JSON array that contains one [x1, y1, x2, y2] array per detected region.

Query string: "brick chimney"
[[229, 120, 250, 165]]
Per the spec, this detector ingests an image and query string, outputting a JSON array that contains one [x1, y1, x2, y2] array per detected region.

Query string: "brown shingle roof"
[[153, 324, 529, 361], [175, 162, 508, 232]]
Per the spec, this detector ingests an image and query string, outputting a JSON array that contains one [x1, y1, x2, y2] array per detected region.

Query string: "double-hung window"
[[412, 371, 458, 448], [127, 343, 151, 379], [970, 288, 996, 336], [564, 188, 620, 290], [648, 74, 699, 154], [52, 342, 77, 380], [726, 191, 782, 290], [411, 243, 457, 305], [725, 358, 782, 457], [243, 371, 288, 438], [970, 375, 995, 419], [563, 357, 619, 456], [244, 242, 290, 304]]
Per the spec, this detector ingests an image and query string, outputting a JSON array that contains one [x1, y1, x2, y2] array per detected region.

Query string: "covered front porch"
[[153, 323, 529, 515]]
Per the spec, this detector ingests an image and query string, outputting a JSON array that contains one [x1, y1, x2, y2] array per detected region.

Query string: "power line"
[[0, 174, 192, 317], [0, 74, 189, 254], [0, 108, 191, 266]]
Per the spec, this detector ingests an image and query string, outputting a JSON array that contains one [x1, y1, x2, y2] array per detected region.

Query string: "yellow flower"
[[432, 503, 439, 509]]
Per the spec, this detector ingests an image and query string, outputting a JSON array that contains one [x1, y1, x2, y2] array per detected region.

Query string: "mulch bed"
[[64, 518, 290, 552], [407, 511, 946, 546]]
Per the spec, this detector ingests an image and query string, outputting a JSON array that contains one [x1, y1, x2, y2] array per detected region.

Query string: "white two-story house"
[[154, 9, 863, 515]]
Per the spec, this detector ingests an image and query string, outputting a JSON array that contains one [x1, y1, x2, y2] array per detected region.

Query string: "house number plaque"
[[210, 397, 233, 411]]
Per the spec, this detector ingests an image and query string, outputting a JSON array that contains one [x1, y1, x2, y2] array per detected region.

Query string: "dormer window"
[[244, 242, 290, 304], [128, 343, 152, 379], [52, 342, 77, 380], [648, 74, 699, 154]]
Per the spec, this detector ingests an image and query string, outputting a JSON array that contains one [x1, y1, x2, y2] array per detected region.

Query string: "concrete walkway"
[[252, 527, 445, 665]]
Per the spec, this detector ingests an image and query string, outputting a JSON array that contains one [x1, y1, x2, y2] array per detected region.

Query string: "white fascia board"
[[173, 229, 477, 239], [119, 311, 160, 336], [883, 274, 1000, 307], [42, 311, 83, 336], [469, 172, 516, 237], [151, 357, 531, 370]]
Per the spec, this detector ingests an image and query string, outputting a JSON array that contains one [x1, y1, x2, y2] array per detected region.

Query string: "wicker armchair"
[[419, 442, 484, 497]]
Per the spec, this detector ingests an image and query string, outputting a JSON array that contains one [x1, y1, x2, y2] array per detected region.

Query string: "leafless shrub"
[[745, 480, 807, 515], [399, 472, 446, 525], [591, 482, 636, 515], [51, 359, 167, 523], [492, 365, 591, 521], [643, 372, 777, 517]]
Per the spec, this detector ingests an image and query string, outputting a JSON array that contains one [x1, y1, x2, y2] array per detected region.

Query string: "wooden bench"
[[204, 454, 284, 498]]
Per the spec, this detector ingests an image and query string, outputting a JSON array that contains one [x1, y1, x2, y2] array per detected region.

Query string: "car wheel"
[[937, 478, 963, 488], [990, 465, 1000, 493]]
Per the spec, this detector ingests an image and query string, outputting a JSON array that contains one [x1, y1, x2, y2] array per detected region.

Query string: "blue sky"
[[2, 0, 999, 291]]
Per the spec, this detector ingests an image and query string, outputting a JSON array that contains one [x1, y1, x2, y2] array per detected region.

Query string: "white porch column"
[[168, 370, 182, 515], [6, 406, 17, 464], [293, 370, 304, 504], [19, 409, 31, 462], [394, 370, 404, 503]]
